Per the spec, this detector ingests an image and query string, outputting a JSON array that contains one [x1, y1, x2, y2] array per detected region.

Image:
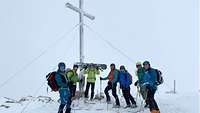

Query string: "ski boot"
[[65, 108, 71, 113], [112, 104, 120, 108], [58, 104, 64, 113], [90, 98, 93, 101], [124, 105, 131, 109], [151, 110, 160, 113], [131, 104, 137, 108], [106, 100, 112, 104], [144, 104, 149, 108], [58, 110, 63, 113]]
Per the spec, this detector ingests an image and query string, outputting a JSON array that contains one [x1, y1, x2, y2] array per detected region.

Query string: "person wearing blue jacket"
[[119, 65, 137, 108], [55, 62, 71, 113], [142, 61, 160, 113]]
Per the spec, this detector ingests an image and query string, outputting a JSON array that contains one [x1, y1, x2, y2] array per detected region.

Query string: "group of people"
[[54, 62, 101, 113], [53, 61, 160, 113], [100, 63, 137, 108], [135, 61, 160, 113]]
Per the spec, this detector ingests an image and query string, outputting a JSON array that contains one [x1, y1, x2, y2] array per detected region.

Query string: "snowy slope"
[[0, 91, 199, 113]]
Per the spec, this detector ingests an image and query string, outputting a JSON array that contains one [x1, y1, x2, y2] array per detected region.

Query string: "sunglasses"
[[136, 65, 141, 67]]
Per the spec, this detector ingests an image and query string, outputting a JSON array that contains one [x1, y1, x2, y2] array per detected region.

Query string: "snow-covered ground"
[[0, 91, 199, 113]]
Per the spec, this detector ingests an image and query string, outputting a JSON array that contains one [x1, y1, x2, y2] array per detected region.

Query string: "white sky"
[[0, 0, 199, 97]]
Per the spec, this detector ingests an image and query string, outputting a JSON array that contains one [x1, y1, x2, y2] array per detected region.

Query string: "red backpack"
[[46, 72, 59, 92]]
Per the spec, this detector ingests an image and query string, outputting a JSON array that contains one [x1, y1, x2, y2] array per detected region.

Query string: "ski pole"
[[107, 102, 109, 111], [100, 78, 102, 103], [135, 86, 140, 103], [100, 78, 102, 94]]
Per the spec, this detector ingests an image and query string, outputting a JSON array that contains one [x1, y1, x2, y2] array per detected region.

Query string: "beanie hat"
[[143, 61, 150, 65], [58, 62, 66, 68], [136, 61, 142, 66], [120, 65, 125, 70], [73, 64, 79, 69]]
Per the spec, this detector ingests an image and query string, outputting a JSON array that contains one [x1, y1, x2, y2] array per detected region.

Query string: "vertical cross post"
[[79, 0, 84, 64], [65, 1, 95, 65]]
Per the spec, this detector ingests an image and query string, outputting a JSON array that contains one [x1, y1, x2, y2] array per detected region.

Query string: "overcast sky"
[[0, 0, 199, 97]]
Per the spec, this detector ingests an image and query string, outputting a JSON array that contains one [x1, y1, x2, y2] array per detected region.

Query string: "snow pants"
[[69, 84, 76, 97], [146, 87, 159, 111], [85, 82, 95, 99], [122, 86, 136, 106], [104, 81, 120, 106], [58, 88, 71, 113]]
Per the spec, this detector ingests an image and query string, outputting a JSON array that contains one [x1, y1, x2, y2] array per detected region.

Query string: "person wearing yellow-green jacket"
[[84, 65, 100, 100], [66, 65, 80, 97]]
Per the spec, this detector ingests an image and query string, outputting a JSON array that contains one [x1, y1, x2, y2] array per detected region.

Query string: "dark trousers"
[[104, 81, 120, 105], [69, 84, 76, 97], [58, 89, 71, 113], [122, 87, 136, 106], [146, 87, 159, 111], [58, 105, 71, 113], [84, 82, 95, 99]]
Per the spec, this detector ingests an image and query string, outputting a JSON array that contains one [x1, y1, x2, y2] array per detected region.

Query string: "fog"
[[0, 0, 198, 97]]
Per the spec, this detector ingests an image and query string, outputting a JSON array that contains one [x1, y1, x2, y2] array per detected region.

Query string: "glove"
[[80, 79, 83, 83], [142, 82, 150, 87], [155, 81, 159, 85], [100, 77, 103, 80], [108, 81, 112, 86], [68, 81, 73, 87], [142, 82, 151, 89], [134, 81, 138, 86], [143, 82, 150, 86], [83, 66, 87, 70], [129, 81, 132, 85]]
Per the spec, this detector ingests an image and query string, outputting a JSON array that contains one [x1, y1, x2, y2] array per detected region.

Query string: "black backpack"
[[46, 71, 59, 92], [155, 69, 164, 85]]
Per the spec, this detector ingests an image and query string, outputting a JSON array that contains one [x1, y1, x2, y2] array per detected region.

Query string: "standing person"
[[84, 64, 100, 100], [142, 61, 160, 113], [66, 65, 80, 98], [78, 69, 85, 93], [100, 63, 120, 107], [119, 65, 137, 108], [55, 62, 71, 113], [134, 62, 148, 107]]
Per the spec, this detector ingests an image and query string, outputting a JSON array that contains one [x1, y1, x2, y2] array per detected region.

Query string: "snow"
[[0, 91, 199, 113], [0, 0, 198, 113]]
